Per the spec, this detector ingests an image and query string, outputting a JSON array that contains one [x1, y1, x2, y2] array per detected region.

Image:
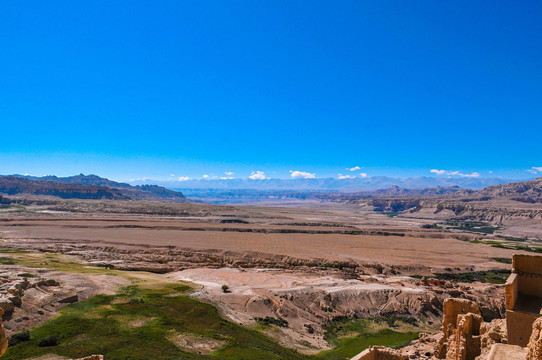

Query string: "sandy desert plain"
[[0, 197, 539, 359]]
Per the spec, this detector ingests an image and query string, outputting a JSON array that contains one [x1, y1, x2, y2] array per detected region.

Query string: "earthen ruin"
[[505, 254, 542, 347], [351, 254, 542, 360]]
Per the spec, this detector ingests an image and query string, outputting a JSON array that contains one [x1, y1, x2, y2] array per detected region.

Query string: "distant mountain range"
[[0, 174, 540, 205], [1, 174, 186, 201], [131, 176, 514, 192]]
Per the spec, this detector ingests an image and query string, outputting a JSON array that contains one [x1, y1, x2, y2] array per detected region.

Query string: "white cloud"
[[531, 167, 542, 173], [527, 169, 538, 174], [178, 176, 190, 181], [225, 171, 234, 176], [202, 174, 209, 178], [220, 177, 234, 180], [430, 169, 479, 177], [488, 171, 493, 174], [360, 173, 367, 178], [338, 174, 355, 179], [249, 171, 266, 180], [169, 174, 175, 177], [347, 166, 361, 171], [290, 170, 316, 179]]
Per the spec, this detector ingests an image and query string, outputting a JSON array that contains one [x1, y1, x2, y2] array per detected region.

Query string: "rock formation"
[[527, 317, 542, 360], [351, 254, 542, 360], [0, 309, 7, 357]]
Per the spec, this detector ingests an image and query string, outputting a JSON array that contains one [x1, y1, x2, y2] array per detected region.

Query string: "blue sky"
[[1, 1, 541, 182]]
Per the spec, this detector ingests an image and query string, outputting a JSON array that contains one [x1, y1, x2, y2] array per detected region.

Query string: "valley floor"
[[0, 201, 532, 359]]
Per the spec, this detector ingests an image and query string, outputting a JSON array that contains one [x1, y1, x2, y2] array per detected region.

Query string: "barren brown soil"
[[0, 206, 524, 272]]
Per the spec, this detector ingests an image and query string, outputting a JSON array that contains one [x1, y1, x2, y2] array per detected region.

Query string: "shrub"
[[490, 257, 512, 264], [255, 316, 289, 328], [221, 285, 231, 293], [17, 273, 35, 278], [128, 298, 145, 304], [8, 331, 30, 346], [0, 257, 15, 265], [38, 336, 58, 347]]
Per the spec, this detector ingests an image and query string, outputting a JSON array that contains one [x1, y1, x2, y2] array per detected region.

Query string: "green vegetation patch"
[[445, 221, 499, 234], [316, 318, 419, 359], [433, 270, 510, 284], [17, 273, 36, 278], [487, 243, 542, 253], [0, 249, 126, 276], [323, 262, 348, 270], [255, 316, 289, 328], [495, 235, 528, 242], [3, 285, 309, 360], [421, 223, 443, 230], [0, 257, 16, 265], [490, 257, 512, 264]]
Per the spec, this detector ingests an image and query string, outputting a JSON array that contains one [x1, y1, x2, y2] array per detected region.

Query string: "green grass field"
[[315, 318, 419, 359], [3, 284, 310, 360]]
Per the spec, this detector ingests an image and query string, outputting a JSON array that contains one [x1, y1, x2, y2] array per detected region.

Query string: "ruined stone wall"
[[512, 254, 542, 276], [517, 274, 542, 298], [504, 273, 518, 310], [350, 346, 408, 360]]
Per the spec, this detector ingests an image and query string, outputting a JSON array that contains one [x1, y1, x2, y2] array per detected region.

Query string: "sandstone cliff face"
[[403, 200, 542, 223], [0, 176, 125, 200], [0, 175, 186, 202], [474, 178, 542, 203]]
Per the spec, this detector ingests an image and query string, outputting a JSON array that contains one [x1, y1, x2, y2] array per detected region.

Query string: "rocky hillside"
[[0, 175, 186, 202], [36, 174, 133, 188], [471, 177, 542, 203], [0, 176, 125, 200]]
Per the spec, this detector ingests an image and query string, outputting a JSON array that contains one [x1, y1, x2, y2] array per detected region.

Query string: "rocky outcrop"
[[0, 309, 6, 357], [0, 275, 61, 319], [527, 317, 542, 360], [405, 200, 542, 223], [474, 178, 542, 203], [478, 319, 507, 357], [348, 256, 542, 360]]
